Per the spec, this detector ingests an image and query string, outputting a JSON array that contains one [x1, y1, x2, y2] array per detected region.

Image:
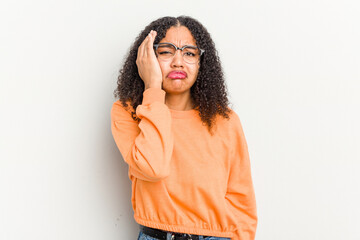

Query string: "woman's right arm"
[[111, 88, 174, 182], [111, 30, 173, 182]]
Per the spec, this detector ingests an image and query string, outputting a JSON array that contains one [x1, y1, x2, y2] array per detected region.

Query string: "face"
[[157, 26, 200, 95]]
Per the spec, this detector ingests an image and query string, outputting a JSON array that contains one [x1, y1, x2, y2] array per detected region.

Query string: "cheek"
[[157, 60, 166, 75], [189, 66, 200, 80]]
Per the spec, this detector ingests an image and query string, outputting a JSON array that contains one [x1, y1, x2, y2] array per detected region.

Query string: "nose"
[[170, 50, 184, 68]]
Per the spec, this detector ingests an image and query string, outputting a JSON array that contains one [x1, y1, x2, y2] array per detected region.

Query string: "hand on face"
[[136, 30, 163, 90]]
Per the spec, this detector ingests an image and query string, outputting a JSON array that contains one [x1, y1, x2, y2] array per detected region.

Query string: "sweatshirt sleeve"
[[110, 88, 174, 182], [225, 112, 258, 240]]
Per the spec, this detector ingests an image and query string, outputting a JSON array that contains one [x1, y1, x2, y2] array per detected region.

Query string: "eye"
[[156, 45, 175, 56], [184, 52, 196, 57], [158, 51, 173, 55]]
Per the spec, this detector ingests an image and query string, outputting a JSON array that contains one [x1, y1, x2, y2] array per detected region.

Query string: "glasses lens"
[[155, 44, 201, 64], [182, 46, 200, 64], [156, 44, 176, 61]]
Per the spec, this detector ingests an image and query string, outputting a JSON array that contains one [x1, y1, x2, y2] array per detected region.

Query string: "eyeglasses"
[[153, 42, 205, 64]]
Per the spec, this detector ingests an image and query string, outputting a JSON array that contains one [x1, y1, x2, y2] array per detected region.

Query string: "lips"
[[167, 71, 187, 79]]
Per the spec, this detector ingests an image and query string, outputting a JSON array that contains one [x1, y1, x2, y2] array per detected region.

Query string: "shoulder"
[[111, 100, 136, 122], [213, 108, 246, 139], [213, 110, 250, 160], [215, 108, 242, 129]]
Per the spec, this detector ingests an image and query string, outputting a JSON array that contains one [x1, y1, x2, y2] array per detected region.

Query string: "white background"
[[1, 0, 359, 239]]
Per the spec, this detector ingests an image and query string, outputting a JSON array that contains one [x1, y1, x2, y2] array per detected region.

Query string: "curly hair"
[[114, 16, 231, 133]]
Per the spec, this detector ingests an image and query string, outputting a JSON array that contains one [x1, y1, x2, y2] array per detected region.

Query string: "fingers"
[[146, 30, 157, 52], [138, 34, 149, 59], [137, 30, 157, 60]]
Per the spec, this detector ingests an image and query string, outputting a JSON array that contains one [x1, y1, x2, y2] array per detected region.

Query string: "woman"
[[111, 16, 257, 240]]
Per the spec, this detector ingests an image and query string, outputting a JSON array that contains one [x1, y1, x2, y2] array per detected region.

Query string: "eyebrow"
[[158, 42, 198, 48]]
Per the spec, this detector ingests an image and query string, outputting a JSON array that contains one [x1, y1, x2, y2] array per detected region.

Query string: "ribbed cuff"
[[142, 88, 166, 105]]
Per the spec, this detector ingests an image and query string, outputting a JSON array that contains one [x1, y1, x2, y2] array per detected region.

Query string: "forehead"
[[159, 26, 196, 46]]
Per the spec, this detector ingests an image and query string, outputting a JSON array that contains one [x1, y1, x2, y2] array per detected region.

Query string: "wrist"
[[145, 82, 162, 90]]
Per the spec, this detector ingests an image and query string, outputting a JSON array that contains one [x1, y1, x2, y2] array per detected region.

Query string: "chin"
[[163, 79, 188, 93], [163, 87, 186, 95]]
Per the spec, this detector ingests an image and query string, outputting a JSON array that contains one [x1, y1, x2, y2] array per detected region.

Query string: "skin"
[[136, 26, 200, 111]]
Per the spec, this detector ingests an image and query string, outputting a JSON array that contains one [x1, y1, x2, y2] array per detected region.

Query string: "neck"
[[165, 91, 194, 111]]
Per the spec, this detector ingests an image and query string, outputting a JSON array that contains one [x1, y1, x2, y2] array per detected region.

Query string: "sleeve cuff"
[[142, 88, 166, 105]]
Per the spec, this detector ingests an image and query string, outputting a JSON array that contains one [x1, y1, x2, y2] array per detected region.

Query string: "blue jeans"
[[137, 230, 231, 240]]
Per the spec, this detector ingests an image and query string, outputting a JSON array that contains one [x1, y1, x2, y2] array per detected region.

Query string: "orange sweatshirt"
[[111, 88, 257, 239]]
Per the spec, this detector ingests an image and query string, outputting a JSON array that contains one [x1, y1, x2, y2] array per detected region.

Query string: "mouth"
[[167, 71, 187, 79]]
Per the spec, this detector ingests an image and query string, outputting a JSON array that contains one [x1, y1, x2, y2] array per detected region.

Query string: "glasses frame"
[[153, 42, 205, 64]]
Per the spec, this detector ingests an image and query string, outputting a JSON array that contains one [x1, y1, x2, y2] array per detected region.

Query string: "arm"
[[225, 113, 258, 240], [111, 88, 174, 182]]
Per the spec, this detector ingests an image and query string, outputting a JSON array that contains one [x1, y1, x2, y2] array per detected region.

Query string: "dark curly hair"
[[114, 16, 231, 133]]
